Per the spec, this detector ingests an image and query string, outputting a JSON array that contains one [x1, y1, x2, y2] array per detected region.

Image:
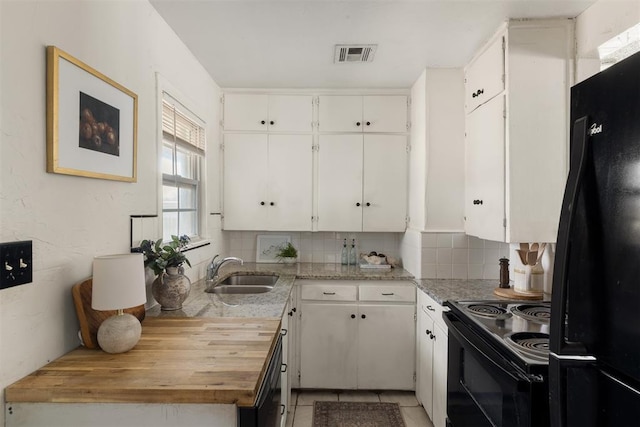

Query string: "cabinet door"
[[465, 95, 505, 242], [317, 135, 364, 231], [223, 94, 269, 131], [362, 135, 407, 232], [223, 134, 268, 230], [465, 34, 505, 113], [416, 304, 434, 411], [300, 303, 358, 389], [318, 95, 363, 132], [267, 135, 312, 231], [357, 304, 415, 390], [268, 95, 313, 133], [363, 95, 408, 133], [432, 322, 448, 427]]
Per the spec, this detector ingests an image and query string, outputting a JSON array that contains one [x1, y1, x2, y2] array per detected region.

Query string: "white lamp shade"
[[92, 253, 147, 310]]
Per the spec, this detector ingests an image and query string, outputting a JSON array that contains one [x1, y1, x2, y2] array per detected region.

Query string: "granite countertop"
[[146, 262, 414, 319], [416, 278, 503, 305]]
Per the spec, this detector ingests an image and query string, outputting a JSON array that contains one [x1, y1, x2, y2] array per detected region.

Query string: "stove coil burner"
[[511, 304, 551, 324], [465, 303, 512, 319], [505, 332, 549, 361]]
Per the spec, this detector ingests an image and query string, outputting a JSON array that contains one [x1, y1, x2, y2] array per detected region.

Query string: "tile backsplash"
[[223, 231, 402, 264], [222, 230, 509, 281], [420, 232, 510, 280]]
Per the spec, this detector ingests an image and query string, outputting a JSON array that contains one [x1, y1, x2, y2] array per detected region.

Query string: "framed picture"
[[46, 46, 138, 182], [256, 235, 291, 263]]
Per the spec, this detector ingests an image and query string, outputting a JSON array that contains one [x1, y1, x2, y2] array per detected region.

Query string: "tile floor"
[[287, 390, 433, 427]]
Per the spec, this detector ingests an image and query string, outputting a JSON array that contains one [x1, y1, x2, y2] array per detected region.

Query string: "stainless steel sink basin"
[[208, 274, 278, 294]]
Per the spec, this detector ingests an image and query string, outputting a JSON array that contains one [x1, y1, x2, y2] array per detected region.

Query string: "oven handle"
[[447, 314, 531, 384]]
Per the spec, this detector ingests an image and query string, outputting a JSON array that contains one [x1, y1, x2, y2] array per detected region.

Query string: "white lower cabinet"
[[298, 280, 415, 390], [416, 289, 448, 427]]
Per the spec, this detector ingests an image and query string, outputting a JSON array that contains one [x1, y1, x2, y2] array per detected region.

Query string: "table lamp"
[[91, 253, 147, 354]]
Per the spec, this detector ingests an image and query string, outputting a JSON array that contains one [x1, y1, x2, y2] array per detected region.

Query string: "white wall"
[[0, 1, 223, 421], [575, 0, 640, 81]]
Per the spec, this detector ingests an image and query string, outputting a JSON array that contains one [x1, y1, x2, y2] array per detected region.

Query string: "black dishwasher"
[[238, 334, 283, 427]]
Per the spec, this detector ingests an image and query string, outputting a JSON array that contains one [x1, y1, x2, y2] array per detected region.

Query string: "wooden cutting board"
[[493, 286, 543, 300], [72, 277, 146, 349]]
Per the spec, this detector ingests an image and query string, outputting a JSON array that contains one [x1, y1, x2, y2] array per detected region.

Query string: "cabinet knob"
[[292, 307, 297, 313], [356, 202, 361, 207], [430, 333, 436, 340], [356, 122, 361, 127], [288, 310, 294, 316], [473, 199, 484, 205], [351, 314, 356, 319], [361, 314, 366, 319], [260, 201, 265, 206], [472, 89, 485, 98], [270, 120, 275, 125], [426, 329, 431, 335], [261, 120, 266, 125], [366, 202, 371, 207], [270, 202, 275, 206], [366, 121, 371, 126]]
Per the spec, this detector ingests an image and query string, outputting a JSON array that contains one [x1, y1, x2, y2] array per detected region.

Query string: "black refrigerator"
[[549, 50, 640, 427]]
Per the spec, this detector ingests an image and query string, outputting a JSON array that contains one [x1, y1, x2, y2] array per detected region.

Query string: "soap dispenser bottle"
[[349, 239, 357, 265], [341, 239, 348, 265]]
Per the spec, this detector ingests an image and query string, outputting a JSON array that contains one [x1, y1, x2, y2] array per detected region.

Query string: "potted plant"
[[276, 242, 298, 264], [140, 235, 192, 311]]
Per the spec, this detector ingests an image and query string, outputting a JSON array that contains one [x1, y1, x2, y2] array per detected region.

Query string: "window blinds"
[[162, 98, 205, 153]]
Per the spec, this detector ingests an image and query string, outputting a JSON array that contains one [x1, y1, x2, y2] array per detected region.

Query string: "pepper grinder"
[[499, 258, 510, 288]]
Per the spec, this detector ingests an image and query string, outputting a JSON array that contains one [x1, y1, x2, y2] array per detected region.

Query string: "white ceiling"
[[150, 0, 597, 89]]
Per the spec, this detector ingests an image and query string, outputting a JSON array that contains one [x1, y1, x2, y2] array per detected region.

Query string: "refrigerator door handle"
[[550, 115, 590, 354]]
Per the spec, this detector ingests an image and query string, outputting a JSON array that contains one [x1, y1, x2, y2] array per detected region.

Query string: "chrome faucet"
[[206, 255, 243, 282]]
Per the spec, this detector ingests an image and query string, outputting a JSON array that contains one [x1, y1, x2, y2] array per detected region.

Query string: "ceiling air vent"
[[334, 44, 377, 63]]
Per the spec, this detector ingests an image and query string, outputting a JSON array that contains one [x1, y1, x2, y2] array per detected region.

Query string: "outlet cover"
[[0, 240, 33, 289]]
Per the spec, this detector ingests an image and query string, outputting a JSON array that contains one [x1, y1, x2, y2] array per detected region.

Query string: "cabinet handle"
[[426, 305, 436, 312], [351, 314, 356, 319], [361, 314, 366, 319], [270, 202, 275, 206], [281, 363, 287, 373], [381, 292, 394, 296], [261, 120, 266, 125], [356, 122, 361, 127], [281, 404, 286, 415], [473, 199, 484, 205], [281, 328, 288, 336], [323, 292, 336, 295], [366, 121, 371, 126], [270, 120, 275, 125], [366, 202, 371, 207], [260, 201, 265, 206], [356, 202, 361, 207]]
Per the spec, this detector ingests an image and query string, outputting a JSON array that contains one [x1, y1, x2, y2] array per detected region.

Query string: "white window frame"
[[156, 76, 207, 244]]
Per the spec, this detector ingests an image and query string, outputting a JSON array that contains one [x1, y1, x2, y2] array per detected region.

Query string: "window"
[[161, 94, 205, 241]]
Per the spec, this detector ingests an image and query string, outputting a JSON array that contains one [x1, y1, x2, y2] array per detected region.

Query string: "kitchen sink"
[[207, 274, 278, 294]]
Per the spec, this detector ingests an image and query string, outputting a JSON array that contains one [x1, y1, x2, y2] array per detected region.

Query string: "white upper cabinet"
[[317, 134, 407, 232], [318, 95, 408, 133], [464, 19, 574, 243], [223, 93, 313, 132], [223, 133, 312, 231], [465, 35, 505, 114]]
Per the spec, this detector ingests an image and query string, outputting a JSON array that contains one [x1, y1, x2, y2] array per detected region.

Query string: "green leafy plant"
[[140, 235, 191, 276], [276, 242, 298, 260]]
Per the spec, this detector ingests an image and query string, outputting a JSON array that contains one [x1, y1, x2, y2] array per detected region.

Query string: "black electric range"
[[443, 300, 551, 427]]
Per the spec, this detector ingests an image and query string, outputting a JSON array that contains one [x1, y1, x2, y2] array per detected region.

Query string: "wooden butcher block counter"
[[5, 317, 281, 407]]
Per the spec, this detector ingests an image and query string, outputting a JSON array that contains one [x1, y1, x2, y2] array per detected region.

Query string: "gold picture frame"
[[46, 46, 138, 182]]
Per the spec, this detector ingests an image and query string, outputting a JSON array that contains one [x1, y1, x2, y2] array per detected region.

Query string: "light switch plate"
[[0, 240, 33, 289]]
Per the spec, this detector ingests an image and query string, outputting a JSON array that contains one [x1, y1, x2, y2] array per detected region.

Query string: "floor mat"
[[313, 401, 406, 427]]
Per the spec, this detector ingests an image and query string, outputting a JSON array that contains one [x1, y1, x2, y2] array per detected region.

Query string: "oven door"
[[444, 312, 548, 427]]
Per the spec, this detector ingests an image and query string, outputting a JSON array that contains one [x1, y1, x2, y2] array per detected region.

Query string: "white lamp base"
[[97, 312, 142, 354]]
